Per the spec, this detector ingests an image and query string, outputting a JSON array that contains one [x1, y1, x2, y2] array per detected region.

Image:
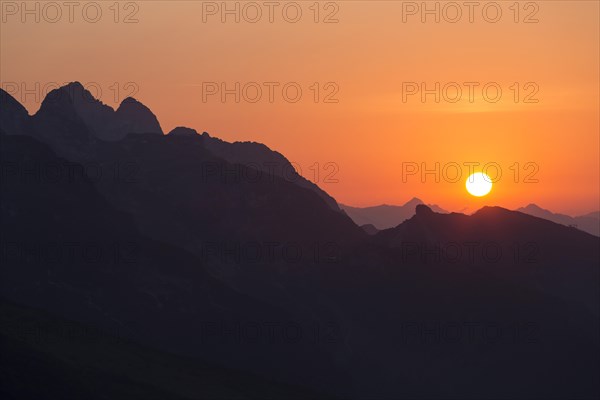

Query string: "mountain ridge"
[[340, 198, 448, 229], [1, 80, 599, 399], [516, 203, 599, 236], [1, 83, 341, 211]]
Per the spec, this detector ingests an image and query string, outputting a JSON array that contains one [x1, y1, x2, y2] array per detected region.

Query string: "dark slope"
[[0, 300, 328, 400], [376, 205, 600, 315], [200, 131, 341, 211], [0, 134, 348, 394], [0, 88, 30, 135]]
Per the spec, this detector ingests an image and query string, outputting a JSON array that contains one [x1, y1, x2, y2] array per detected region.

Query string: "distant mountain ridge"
[[516, 203, 599, 236], [341, 198, 599, 236], [340, 197, 447, 229]]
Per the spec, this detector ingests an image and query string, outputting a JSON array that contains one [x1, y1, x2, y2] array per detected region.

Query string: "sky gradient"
[[2, 0, 598, 215]]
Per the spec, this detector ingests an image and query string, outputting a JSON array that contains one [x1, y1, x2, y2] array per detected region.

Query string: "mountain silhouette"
[[19, 82, 163, 144], [1, 82, 599, 399], [341, 197, 448, 229], [1, 83, 365, 301], [0, 133, 349, 396], [517, 203, 599, 236], [113, 97, 163, 137], [167, 126, 200, 136], [2, 84, 339, 212], [200, 131, 341, 211], [0, 87, 29, 135], [376, 204, 600, 315]]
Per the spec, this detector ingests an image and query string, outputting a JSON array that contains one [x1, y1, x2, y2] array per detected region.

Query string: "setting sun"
[[466, 172, 493, 197]]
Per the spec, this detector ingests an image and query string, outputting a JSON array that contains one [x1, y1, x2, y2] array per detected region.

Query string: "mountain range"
[[1, 82, 598, 399], [516, 203, 599, 236], [341, 200, 598, 237], [340, 198, 448, 230]]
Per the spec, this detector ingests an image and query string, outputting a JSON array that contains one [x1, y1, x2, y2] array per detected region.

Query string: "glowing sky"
[[1, 1, 598, 215]]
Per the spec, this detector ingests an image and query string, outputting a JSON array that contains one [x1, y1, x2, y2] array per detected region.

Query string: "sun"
[[466, 172, 493, 197]]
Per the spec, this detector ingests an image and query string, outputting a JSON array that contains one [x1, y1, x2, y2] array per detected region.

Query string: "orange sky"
[[1, 1, 598, 215]]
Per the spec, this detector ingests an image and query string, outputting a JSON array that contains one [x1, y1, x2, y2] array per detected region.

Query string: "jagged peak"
[[168, 126, 199, 136], [38, 81, 114, 113], [115, 96, 163, 135], [415, 204, 434, 216], [31, 81, 164, 138], [62, 81, 85, 91], [404, 197, 424, 206], [117, 97, 148, 110], [120, 96, 139, 103]]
